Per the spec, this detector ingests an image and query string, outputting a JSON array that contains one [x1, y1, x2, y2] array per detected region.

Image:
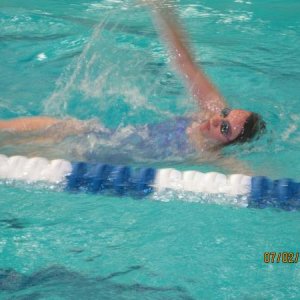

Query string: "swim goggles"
[[220, 108, 232, 137]]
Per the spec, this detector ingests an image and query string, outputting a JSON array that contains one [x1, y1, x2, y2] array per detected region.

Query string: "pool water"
[[0, 0, 300, 299]]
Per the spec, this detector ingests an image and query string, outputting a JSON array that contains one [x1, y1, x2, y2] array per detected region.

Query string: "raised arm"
[[148, 2, 226, 113]]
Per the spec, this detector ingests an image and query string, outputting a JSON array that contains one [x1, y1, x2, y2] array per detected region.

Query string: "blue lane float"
[[250, 177, 300, 210], [0, 154, 299, 210], [66, 162, 156, 197]]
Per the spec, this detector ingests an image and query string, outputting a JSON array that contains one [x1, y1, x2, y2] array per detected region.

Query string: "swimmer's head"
[[199, 108, 266, 145]]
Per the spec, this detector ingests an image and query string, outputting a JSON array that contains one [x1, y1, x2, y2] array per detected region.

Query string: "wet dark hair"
[[229, 112, 266, 144]]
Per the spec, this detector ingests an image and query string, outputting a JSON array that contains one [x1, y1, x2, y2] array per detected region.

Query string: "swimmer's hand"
[[139, 0, 177, 15], [139, 0, 170, 8]]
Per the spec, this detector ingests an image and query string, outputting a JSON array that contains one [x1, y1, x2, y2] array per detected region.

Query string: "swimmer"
[[0, 1, 265, 171], [144, 0, 265, 150]]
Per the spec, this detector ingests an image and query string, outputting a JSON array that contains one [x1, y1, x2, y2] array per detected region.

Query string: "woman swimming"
[[0, 2, 265, 169]]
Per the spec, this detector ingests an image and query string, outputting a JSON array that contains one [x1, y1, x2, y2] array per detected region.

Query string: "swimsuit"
[[83, 117, 196, 163]]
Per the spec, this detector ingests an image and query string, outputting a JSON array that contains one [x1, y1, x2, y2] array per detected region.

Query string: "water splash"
[[43, 7, 177, 124], [43, 17, 108, 117]]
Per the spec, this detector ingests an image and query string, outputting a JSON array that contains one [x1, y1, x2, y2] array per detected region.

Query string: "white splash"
[[37, 53, 47, 61]]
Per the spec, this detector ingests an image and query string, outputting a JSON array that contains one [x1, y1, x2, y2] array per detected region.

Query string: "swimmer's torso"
[[0, 117, 206, 163]]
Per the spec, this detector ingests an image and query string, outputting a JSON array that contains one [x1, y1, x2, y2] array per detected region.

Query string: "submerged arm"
[[0, 116, 89, 147], [148, 1, 226, 113], [0, 117, 60, 132], [215, 156, 254, 176]]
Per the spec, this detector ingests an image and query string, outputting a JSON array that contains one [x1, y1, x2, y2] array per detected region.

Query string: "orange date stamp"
[[264, 252, 299, 263]]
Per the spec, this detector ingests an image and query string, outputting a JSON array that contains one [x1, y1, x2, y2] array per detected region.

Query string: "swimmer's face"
[[199, 109, 251, 144]]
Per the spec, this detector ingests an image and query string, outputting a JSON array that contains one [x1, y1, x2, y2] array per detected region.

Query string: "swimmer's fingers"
[[139, 0, 174, 10], [139, 0, 159, 6]]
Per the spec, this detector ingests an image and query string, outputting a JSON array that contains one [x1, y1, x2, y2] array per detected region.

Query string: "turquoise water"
[[1, 0, 300, 299]]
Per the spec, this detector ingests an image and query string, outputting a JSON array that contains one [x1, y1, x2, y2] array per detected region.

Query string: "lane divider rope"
[[0, 154, 299, 210]]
